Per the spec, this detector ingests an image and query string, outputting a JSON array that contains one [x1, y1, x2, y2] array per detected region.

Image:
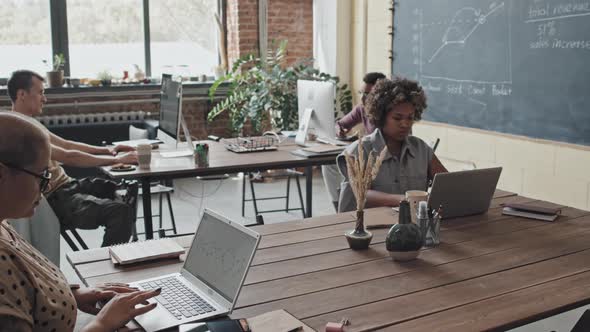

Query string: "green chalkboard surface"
[[393, 0, 590, 145]]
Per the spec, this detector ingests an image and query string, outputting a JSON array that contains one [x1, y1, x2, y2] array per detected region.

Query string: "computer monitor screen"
[[297, 80, 336, 139], [183, 210, 259, 303], [159, 74, 182, 141]]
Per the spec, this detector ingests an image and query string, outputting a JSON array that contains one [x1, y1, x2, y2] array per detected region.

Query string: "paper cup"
[[405, 190, 429, 224], [136, 144, 152, 169]]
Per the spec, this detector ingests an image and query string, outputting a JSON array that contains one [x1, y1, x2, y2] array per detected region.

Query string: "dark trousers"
[[47, 177, 133, 247]]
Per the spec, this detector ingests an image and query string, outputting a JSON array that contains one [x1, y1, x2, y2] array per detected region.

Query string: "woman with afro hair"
[[336, 77, 447, 212]]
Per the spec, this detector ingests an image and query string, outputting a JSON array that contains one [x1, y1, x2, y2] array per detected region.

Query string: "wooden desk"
[[101, 140, 338, 239], [68, 190, 590, 331]]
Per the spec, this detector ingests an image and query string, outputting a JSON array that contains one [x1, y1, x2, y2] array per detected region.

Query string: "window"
[[150, 0, 219, 78], [0, 0, 219, 81], [0, 0, 52, 78], [67, 0, 144, 78]]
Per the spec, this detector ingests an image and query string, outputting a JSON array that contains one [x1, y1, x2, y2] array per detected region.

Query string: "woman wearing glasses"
[[0, 113, 159, 332]]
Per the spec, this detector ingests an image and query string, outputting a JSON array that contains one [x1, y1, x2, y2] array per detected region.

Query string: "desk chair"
[[242, 170, 305, 218], [128, 125, 177, 239], [61, 227, 89, 252], [431, 138, 440, 153], [132, 181, 178, 240], [157, 215, 264, 239]]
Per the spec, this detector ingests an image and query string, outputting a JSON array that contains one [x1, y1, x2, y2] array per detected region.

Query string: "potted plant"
[[46, 54, 65, 88], [343, 143, 387, 250], [97, 70, 113, 86], [207, 40, 352, 135]]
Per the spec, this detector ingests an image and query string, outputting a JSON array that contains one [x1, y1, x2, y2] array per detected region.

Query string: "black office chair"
[[132, 180, 178, 240], [157, 215, 264, 239], [60, 227, 89, 251], [432, 138, 440, 153], [242, 170, 305, 218]]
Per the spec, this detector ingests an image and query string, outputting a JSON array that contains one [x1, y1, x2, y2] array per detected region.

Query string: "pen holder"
[[424, 215, 440, 247], [194, 144, 209, 168]]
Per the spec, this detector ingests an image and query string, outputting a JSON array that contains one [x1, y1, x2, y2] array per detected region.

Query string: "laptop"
[[428, 167, 502, 219], [130, 209, 261, 331]]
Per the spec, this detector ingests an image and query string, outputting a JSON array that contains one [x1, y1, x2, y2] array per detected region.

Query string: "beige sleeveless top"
[[0, 222, 77, 331]]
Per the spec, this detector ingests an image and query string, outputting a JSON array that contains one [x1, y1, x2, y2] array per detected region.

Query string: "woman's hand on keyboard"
[[74, 283, 140, 315], [83, 288, 161, 332]]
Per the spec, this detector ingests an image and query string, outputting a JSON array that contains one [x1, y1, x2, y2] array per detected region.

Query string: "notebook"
[[501, 202, 561, 222], [247, 309, 315, 332], [179, 309, 313, 332], [364, 207, 399, 229], [109, 238, 185, 265]]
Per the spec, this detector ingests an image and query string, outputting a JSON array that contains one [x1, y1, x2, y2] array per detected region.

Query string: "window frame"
[[49, 0, 222, 78]]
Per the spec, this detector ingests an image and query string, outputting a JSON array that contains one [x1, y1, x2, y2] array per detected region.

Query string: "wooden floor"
[[68, 190, 590, 331]]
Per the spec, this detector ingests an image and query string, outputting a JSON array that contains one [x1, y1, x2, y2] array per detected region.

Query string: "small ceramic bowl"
[[389, 250, 420, 262]]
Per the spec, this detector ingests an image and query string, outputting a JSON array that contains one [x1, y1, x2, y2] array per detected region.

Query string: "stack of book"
[[501, 202, 561, 222], [109, 238, 185, 265]]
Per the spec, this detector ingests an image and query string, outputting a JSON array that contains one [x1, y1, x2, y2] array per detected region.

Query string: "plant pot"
[[214, 67, 225, 80], [386, 200, 424, 261], [47, 70, 64, 88], [345, 210, 373, 250]]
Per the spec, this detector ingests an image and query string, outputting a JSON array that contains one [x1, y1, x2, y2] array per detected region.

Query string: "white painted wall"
[[313, 0, 351, 84]]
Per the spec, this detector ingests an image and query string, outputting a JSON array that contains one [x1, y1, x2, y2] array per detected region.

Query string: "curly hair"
[[365, 77, 427, 129]]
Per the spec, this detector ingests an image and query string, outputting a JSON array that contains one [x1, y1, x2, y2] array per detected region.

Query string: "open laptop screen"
[[183, 212, 258, 303]]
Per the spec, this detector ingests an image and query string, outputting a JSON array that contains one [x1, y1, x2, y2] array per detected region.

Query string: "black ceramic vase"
[[345, 210, 373, 250], [385, 200, 424, 261]]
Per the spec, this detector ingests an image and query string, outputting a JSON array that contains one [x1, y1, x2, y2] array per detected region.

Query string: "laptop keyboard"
[[140, 276, 216, 320]]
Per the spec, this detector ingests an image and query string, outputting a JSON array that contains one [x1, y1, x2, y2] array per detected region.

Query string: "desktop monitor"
[[158, 74, 182, 145], [157, 74, 194, 154], [297, 80, 336, 141]]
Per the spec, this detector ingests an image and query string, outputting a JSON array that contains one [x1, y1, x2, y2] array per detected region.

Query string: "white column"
[[313, 0, 351, 85]]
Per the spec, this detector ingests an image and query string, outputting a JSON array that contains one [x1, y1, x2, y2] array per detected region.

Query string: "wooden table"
[[101, 140, 338, 239], [67, 190, 590, 331]]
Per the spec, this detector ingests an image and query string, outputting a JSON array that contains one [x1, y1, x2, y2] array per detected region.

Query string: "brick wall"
[[226, 0, 313, 66], [15, 95, 233, 140], [268, 0, 313, 65], [1, 0, 314, 139], [226, 0, 259, 67]]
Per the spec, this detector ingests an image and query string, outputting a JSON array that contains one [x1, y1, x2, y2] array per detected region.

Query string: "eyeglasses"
[[3, 162, 52, 193]]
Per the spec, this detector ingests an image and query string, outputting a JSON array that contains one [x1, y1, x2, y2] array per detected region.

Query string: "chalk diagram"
[[412, 1, 512, 85]]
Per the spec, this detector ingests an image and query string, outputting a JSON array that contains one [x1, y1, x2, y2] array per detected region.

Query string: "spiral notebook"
[[109, 238, 185, 265]]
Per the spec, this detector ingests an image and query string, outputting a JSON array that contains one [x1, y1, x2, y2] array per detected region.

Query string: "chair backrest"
[[431, 138, 440, 153], [8, 196, 61, 265], [129, 125, 149, 140]]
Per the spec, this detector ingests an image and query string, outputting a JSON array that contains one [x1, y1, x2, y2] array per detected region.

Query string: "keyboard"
[[316, 136, 348, 146], [140, 276, 216, 320], [225, 145, 278, 153]]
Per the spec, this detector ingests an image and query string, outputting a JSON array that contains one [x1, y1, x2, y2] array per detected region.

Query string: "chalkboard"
[[392, 0, 590, 145]]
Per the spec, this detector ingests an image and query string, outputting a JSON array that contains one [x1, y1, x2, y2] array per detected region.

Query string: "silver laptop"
[[130, 209, 261, 331], [428, 167, 502, 219]]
